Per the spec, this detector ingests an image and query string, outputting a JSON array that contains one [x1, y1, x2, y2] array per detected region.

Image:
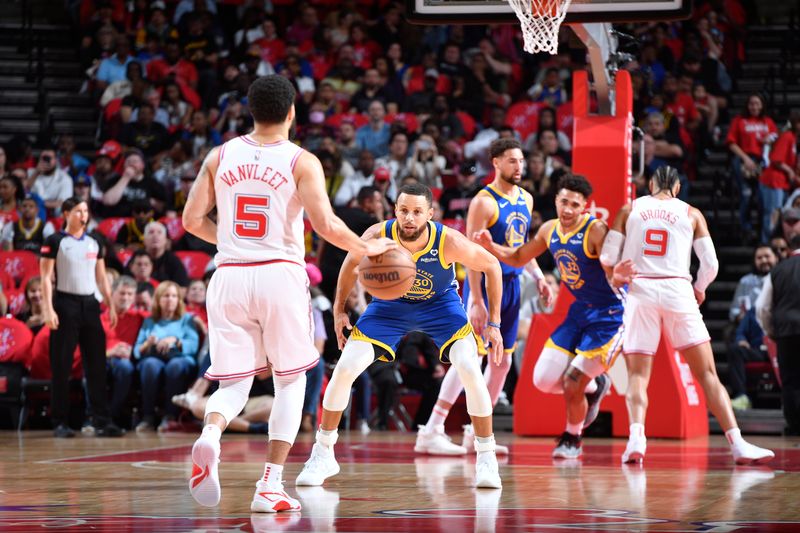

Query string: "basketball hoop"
[[507, 0, 572, 55]]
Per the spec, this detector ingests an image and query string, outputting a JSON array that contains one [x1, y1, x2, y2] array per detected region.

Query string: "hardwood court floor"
[[1, 430, 799, 532]]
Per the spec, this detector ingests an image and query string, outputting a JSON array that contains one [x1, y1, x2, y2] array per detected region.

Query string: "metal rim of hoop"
[[507, 0, 573, 55]]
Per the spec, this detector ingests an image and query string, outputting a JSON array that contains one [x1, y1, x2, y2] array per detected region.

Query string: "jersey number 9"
[[643, 228, 668, 257]]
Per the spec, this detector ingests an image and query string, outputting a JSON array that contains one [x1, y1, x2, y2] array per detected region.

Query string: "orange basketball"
[[358, 246, 416, 300]]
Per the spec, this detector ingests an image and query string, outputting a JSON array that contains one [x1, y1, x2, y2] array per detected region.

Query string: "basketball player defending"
[[475, 174, 619, 459], [182, 75, 395, 512], [600, 165, 774, 465], [415, 138, 552, 456], [296, 183, 505, 489]]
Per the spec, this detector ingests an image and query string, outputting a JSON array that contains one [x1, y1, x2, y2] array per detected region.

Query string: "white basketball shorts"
[[622, 277, 710, 356], [205, 260, 319, 381]]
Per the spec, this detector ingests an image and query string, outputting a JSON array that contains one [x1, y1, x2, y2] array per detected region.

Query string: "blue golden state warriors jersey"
[[548, 214, 620, 307], [480, 185, 530, 276], [379, 219, 458, 303]]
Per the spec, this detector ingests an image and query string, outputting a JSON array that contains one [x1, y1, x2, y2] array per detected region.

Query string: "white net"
[[507, 0, 572, 55]]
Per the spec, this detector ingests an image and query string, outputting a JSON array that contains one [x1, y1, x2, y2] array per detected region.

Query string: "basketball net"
[[507, 0, 572, 55]]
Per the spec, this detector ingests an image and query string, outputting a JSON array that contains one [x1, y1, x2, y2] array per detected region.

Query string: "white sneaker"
[[732, 440, 775, 465], [475, 452, 502, 489], [296, 443, 340, 486], [358, 419, 371, 435], [189, 436, 221, 507], [250, 480, 301, 513], [415, 425, 467, 456], [462, 424, 509, 455], [621, 436, 646, 464]]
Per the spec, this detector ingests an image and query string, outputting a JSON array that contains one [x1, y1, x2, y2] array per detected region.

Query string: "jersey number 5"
[[234, 194, 270, 239], [643, 228, 668, 257]]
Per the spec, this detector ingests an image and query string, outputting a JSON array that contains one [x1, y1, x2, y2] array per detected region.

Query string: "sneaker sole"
[[475, 476, 502, 489], [735, 454, 775, 466], [251, 495, 302, 513], [622, 451, 645, 464], [417, 445, 467, 456], [190, 439, 220, 507], [552, 451, 583, 459], [584, 377, 612, 429], [295, 463, 340, 486]]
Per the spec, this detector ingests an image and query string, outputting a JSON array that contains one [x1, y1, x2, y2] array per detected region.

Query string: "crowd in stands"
[[0, 0, 798, 433]]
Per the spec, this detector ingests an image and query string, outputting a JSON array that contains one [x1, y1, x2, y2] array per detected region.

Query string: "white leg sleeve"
[[269, 372, 307, 445], [448, 336, 492, 418], [322, 340, 375, 412], [436, 362, 465, 405], [204, 375, 254, 425], [533, 348, 570, 394], [484, 353, 512, 405]]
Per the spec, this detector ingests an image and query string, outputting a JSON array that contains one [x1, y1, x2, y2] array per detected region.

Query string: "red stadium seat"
[[0, 251, 39, 286], [325, 112, 369, 130], [175, 251, 213, 280], [385, 112, 419, 134], [159, 216, 186, 242], [507, 101, 546, 141], [0, 270, 14, 292], [5, 289, 25, 315], [0, 316, 34, 364], [454, 111, 477, 140], [116, 248, 133, 267], [97, 217, 131, 242]]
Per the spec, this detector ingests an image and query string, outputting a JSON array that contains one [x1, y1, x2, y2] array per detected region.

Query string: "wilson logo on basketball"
[[362, 271, 400, 283]]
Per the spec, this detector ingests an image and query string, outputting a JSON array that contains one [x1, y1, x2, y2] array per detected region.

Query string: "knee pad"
[[449, 336, 492, 418], [269, 372, 307, 445], [322, 340, 374, 412], [533, 347, 570, 394], [205, 375, 254, 426]]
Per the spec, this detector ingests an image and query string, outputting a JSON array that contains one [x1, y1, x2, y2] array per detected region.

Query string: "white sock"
[[201, 424, 222, 442], [630, 423, 645, 439], [426, 405, 450, 430], [725, 427, 745, 447], [476, 435, 496, 458], [262, 462, 283, 486], [566, 421, 582, 436], [316, 428, 338, 448]]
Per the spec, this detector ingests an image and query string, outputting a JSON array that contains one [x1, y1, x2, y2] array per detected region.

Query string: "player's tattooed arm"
[[182, 147, 219, 245]]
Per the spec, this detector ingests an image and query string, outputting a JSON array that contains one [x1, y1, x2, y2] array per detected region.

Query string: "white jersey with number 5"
[[621, 195, 694, 280], [213, 135, 306, 266]]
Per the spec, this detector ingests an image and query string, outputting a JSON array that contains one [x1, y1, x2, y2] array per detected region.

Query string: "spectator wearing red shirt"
[[253, 18, 285, 66], [185, 279, 208, 328], [147, 38, 199, 90], [727, 94, 778, 237], [0, 174, 23, 226], [759, 113, 800, 243], [101, 276, 147, 426], [126, 249, 161, 288], [665, 72, 701, 132]]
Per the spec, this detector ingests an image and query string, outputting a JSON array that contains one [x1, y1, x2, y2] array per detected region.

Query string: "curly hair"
[[555, 173, 593, 198], [247, 75, 296, 125]]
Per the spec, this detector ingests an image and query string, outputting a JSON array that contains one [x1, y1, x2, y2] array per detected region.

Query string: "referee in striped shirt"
[[40, 197, 124, 438]]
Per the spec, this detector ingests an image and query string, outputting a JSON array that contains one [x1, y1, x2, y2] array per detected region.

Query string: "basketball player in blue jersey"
[[297, 183, 506, 489], [475, 174, 622, 459], [416, 138, 553, 456]]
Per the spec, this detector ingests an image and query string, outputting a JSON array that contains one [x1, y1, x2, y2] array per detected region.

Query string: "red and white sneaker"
[[251, 480, 302, 513], [189, 436, 221, 507]]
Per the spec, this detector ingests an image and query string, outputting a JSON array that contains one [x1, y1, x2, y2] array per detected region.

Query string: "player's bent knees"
[[449, 336, 493, 418], [323, 340, 375, 412], [533, 348, 569, 394]]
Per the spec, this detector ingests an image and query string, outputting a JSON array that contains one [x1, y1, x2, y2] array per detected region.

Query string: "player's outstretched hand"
[[485, 326, 504, 366], [334, 310, 353, 350], [363, 237, 397, 257], [537, 277, 554, 308], [612, 259, 637, 287], [471, 230, 493, 250]]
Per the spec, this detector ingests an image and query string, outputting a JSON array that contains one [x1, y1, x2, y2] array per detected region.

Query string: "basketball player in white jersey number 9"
[[181, 75, 396, 513], [601, 166, 774, 466]]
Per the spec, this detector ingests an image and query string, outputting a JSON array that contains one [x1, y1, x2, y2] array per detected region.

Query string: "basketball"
[[358, 246, 416, 300]]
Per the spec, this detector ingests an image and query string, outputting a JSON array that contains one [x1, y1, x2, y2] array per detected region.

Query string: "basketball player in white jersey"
[[600, 166, 774, 466], [181, 75, 395, 512]]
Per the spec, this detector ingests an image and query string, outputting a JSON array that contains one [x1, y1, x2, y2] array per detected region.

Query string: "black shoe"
[[54, 424, 75, 438], [552, 431, 582, 459], [96, 423, 125, 437], [247, 422, 269, 434], [584, 374, 611, 429]]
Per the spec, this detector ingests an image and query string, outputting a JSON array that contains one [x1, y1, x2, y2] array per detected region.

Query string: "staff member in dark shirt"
[[40, 197, 124, 438]]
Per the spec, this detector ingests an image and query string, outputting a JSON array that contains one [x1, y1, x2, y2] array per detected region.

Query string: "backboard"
[[405, 0, 691, 25]]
